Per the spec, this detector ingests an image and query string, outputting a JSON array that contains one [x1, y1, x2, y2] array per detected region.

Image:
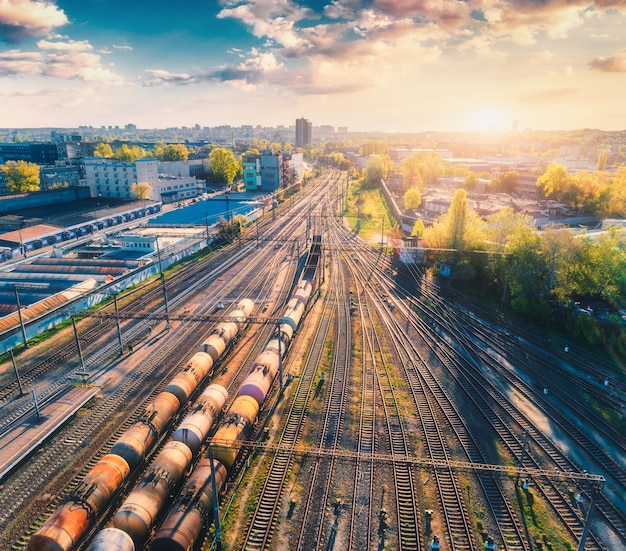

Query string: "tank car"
[[85, 528, 134, 551], [151, 459, 228, 551], [112, 441, 193, 545], [109, 391, 180, 469], [173, 384, 228, 454], [29, 299, 254, 551], [164, 353, 214, 405], [211, 395, 259, 469], [237, 349, 280, 404], [27, 454, 130, 551]]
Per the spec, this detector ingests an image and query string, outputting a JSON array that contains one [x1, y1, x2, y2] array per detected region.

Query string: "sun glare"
[[472, 106, 510, 133]]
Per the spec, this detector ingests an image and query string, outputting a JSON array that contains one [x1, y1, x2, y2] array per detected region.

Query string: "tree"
[[597, 149, 608, 171], [403, 188, 422, 210], [423, 189, 485, 253], [463, 172, 478, 191], [411, 219, 425, 237], [402, 155, 424, 189], [269, 142, 282, 154], [500, 170, 518, 193], [411, 150, 444, 186], [365, 155, 392, 185], [116, 144, 146, 163], [155, 143, 189, 161], [505, 225, 549, 320], [209, 147, 239, 185], [537, 163, 570, 199], [1, 160, 40, 192], [449, 188, 468, 251], [94, 143, 114, 158], [131, 182, 152, 213]]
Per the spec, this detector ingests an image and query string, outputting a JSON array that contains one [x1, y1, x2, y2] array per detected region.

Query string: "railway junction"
[[0, 171, 624, 551]]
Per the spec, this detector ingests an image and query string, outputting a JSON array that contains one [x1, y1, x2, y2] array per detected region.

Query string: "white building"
[[84, 157, 159, 200], [84, 157, 200, 203]]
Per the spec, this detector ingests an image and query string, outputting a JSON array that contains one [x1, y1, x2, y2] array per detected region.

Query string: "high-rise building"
[[295, 118, 312, 148]]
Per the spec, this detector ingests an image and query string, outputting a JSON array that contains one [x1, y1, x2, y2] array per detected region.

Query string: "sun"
[[472, 106, 510, 133]]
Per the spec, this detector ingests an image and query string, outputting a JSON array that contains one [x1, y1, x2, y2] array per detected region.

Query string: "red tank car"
[[28, 454, 130, 551]]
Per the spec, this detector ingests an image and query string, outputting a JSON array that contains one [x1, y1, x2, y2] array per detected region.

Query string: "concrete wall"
[[0, 187, 91, 214]]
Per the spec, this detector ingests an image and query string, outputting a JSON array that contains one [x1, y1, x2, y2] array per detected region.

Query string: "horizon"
[[1, 1, 625, 133]]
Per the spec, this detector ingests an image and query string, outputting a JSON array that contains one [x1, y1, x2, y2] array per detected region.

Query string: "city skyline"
[[0, 1, 625, 133]]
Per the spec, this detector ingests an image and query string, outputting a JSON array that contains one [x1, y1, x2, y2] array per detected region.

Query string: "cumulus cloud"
[[144, 69, 197, 86], [37, 39, 93, 52], [0, 39, 125, 83], [0, 0, 68, 43], [209, 0, 626, 96], [588, 55, 626, 72]]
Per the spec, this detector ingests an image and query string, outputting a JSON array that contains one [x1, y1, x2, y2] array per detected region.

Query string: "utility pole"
[[209, 450, 222, 550], [577, 486, 602, 551], [155, 238, 170, 324], [113, 294, 124, 355], [13, 285, 28, 348], [72, 317, 87, 380], [10, 349, 23, 395]]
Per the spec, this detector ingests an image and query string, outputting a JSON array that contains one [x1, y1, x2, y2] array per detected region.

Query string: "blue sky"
[[1, 0, 625, 132]]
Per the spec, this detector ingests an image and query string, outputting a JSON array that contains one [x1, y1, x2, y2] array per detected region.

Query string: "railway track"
[[345, 227, 623, 549], [2, 180, 326, 550], [294, 234, 352, 551], [407, 275, 626, 544]]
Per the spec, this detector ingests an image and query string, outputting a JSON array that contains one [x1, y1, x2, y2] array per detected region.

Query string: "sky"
[[0, 0, 625, 133]]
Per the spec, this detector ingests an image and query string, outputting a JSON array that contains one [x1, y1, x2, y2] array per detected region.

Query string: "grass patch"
[[515, 484, 575, 550]]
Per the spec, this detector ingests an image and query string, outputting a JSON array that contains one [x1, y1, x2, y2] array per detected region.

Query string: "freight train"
[[28, 299, 254, 551], [151, 277, 315, 551], [87, 276, 316, 551]]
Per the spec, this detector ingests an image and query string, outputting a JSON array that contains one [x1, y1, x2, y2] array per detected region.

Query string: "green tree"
[[365, 155, 392, 185], [209, 147, 239, 185], [1, 160, 40, 192], [94, 143, 114, 158], [269, 142, 282, 154], [540, 226, 582, 304], [597, 149, 608, 171], [403, 188, 422, 210], [484, 207, 536, 297], [506, 226, 549, 320]]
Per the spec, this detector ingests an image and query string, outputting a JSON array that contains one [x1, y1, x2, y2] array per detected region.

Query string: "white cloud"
[[0, 40, 125, 83], [37, 39, 93, 52], [0, 0, 68, 42]]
